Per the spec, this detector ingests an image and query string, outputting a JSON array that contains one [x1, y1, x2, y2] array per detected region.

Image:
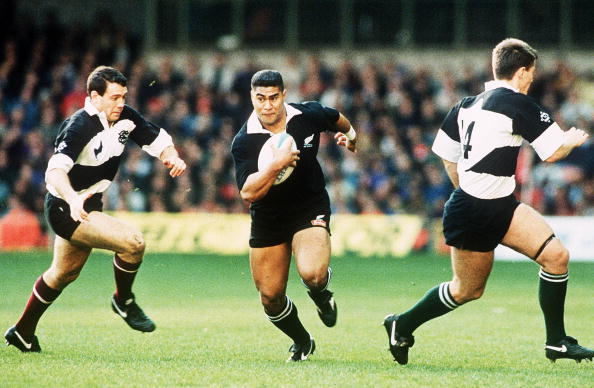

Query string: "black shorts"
[[44, 192, 103, 240], [442, 188, 520, 252], [249, 193, 331, 248]]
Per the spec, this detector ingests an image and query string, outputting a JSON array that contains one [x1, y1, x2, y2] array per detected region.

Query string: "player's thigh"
[[51, 234, 93, 267], [70, 211, 143, 253], [292, 227, 331, 277], [450, 247, 494, 298], [501, 203, 556, 259], [249, 242, 292, 295], [501, 203, 568, 271], [44, 236, 92, 288]]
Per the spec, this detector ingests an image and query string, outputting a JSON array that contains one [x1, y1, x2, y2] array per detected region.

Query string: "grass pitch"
[[0, 251, 592, 387]]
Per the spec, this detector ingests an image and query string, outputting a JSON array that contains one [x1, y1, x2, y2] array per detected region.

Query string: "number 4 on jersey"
[[462, 121, 475, 159]]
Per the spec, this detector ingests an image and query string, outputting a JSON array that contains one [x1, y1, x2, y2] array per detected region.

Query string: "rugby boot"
[[308, 289, 337, 327], [111, 293, 156, 332], [545, 336, 594, 363], [4, 326, 41, 353], [383, 314, 415, 365], [287, 336, 316, 362]]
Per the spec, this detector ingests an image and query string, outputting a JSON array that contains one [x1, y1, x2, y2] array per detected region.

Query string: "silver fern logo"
[[303, 133, 314, 148]]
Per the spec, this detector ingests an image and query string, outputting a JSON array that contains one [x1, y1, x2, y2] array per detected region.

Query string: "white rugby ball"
[[257, 132, 297, 185]]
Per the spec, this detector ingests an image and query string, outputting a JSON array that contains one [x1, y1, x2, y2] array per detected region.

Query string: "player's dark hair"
[[87, 66, 127, 96], [251, 70, 284, 91], [492, 38, 538, 80]]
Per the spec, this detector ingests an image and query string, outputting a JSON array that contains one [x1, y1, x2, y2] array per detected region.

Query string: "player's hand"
[[163, 156, 187, 177], [334, 132, 357, 153], [66, 193, 90, 223], [566, 127, 589, 147], [272, 138, 300, 168]]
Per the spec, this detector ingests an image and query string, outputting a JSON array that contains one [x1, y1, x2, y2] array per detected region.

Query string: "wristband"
[[345, 126, 356, 141]]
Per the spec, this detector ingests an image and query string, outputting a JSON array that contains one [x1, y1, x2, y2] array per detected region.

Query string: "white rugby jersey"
[[432, 81, 564, 199], [46, 98, 173, 199]]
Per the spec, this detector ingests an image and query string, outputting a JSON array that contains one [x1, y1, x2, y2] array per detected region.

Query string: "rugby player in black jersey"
[[383, 39, 593, 365], [5, 66, 186, 352], [231, 70, 357, 362]]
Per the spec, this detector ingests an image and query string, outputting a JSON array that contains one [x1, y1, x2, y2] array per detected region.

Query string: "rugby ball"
[[257, 132, 297, 185]]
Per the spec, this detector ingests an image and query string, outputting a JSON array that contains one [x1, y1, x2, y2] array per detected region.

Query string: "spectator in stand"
[[0, 10, 592, 222]]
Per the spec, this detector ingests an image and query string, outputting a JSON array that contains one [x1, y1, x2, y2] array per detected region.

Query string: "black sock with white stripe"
[[266, 296, 310, 345], [15, 275, 62, 340], [538, 269, 568, 345], [396, 282, 461, 336]]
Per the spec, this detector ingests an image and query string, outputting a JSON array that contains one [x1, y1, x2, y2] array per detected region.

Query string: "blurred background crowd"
[[1, 14, 593, 234]]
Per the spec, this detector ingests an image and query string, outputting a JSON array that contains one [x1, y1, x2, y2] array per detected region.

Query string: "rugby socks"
[[538, 269, 568, 345], [267, 296, 310, 345], [15, 275, 62, 340], [113, 254, 141, 302], [396, 282, 461, 336]]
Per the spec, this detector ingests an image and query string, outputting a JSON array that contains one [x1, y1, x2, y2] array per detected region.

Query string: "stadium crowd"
[[1, 19, 593, 235]]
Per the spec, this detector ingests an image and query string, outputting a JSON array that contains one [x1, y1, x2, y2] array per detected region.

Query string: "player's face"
[[92, 81, 127, 122], [251, 86, 286, 129], [518, 63, 536, 95]]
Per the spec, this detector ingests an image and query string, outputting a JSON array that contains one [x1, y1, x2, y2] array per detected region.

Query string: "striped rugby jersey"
[[46, 97, 173, 199], [432, 81, 564, 199]]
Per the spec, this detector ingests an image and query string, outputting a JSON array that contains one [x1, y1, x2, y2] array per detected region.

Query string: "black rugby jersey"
[[231, 101, 340, 213], [46, 98, 173, 199], [432, 81, 564, 199]]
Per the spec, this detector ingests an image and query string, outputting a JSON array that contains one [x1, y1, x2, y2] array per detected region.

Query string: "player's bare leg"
[[449, 248, 494, 304], [44, 236, 93, 289], [384, 248, 492, 365], [293, 227, 337, 327], [250, 243, 313, 361], [71, 211, 146, 264], [71, 211, 155, 332], [5, 237, 91, 352], [502, 203, 593, 362], [293, 227, 331, 289], [502, 204, 566, 272], [250, 243, 291, 316]]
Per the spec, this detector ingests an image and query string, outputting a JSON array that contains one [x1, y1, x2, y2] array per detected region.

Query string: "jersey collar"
[[484, 80, 519, 93], [246, 103, 302, 134], [84, 97, 110, 130]]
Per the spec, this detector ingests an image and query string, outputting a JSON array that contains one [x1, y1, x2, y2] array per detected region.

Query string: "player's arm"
[[239, 139, 299, 203], [125, 106, 186, 177], [515, 98, 589, 163], [159, 145, 186, 177], [432, 101, 462, 189], [333, 113, 357, 153], [544, 127, 589, 163], [45, 163, 89, 222], [46, 120, 94, 222], [442, 159, 460, 189], [305, 101, 357, 152]]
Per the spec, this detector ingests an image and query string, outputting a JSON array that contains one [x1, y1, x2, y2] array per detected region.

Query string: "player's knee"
[[123, 231, 145, 257], [259, 291, 285, 310], [300, 269, 327, 290], [541, 245, 569, 272], [556, 246, 570, 268]]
